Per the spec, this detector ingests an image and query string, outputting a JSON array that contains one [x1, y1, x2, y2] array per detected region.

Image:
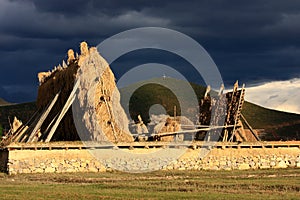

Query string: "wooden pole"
[[241, 114, 261, 141], [27, 92, 60, 142], [174, 105, 177, 121], [45, 80, 79, 142], [229, 84, 245, 142], [11, 109, 40, 142], [152, 125, 237, 138]]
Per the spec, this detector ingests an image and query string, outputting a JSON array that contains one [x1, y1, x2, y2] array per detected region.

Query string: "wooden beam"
[[11, 109, 40, 142], [229, 84, 245, 142], [241, 114, 261, 141], [27, 92, 60, 143], [152, 125, 237, 138], [45, 80, 79, 142]]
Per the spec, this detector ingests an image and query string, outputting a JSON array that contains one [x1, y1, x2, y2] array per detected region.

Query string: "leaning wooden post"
[[45, 80, 79, 142], [27, 92, 60, 142], [228, 84, 245, 142], [174, 105, 177, 121]]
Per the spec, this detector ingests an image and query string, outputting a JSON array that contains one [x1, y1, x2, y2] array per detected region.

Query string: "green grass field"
[[0, 169, 299, 199]]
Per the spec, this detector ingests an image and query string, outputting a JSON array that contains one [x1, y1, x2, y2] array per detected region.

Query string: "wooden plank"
[[229, 84, 245, 142], [152, 125, 237, 138], [27, 92, 60, 143], [6, 141, 300, 150], [11, 109, 40, 142], [19, 112, 43, 142], [42, 113, 59, 137], [13, 126, 29, 142], [45, 80, 79, 142], [241, 114, 261, 141]]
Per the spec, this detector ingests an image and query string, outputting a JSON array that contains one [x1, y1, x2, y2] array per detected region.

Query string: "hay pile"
[[153, 116, 181, 142], [37, 55, 79, 141], [72, 44, 133, 143], [37, 42, 133, 142]]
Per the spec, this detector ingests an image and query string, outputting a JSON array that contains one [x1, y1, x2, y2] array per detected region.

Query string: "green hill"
[[242, 102, 300, 140], [120, 77, 300, 140], [242, 101, 300, 128], [0, 102, 37, 132], [119, 77, 207, 123], [0, 77, 299, 140]]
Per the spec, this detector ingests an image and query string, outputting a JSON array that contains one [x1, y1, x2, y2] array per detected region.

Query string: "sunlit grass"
[[0, 169, 299, 199]]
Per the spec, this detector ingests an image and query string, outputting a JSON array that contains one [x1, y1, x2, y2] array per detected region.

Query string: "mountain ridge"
[[0, 77, 299, 140], [0, 98, 10, 106]]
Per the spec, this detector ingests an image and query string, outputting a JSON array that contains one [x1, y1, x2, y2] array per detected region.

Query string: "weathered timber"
[[27, 92, 60, 143], [45, 81, 79, 142]]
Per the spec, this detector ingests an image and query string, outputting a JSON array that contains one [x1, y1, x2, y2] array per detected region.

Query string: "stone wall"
[[4, 147, 300, 174], [164, 148, 300, 170], [7, 149, 106, 174]]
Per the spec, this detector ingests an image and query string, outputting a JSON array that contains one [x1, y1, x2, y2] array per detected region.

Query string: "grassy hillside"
[[120, 78, 300, 140], [0, 77, 299, 140], [0, 102, 36, 132], [242, 101, 300, 128], [242, 101, 300, 140], [120, 78, 207, 123], [0, 98, 10, 106]]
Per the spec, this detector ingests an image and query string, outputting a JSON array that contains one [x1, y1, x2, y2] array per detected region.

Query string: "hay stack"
[[36, 42, 133, 142], [154, 117, 181, 142], [74, 45, 133, 143], [37, 54, 80, 141]]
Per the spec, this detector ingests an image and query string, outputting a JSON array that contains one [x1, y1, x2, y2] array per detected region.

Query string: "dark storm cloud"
[[2, 0, 169, 39], [1, 0, 300, 102]]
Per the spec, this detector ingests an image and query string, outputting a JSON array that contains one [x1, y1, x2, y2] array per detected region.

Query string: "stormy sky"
[[0, 0, 300, 103]]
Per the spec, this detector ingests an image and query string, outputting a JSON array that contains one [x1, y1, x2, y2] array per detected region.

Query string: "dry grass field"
[[0, 169, 299, 199]]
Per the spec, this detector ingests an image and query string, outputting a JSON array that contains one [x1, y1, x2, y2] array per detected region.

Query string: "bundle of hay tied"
[[36, 42, 133, 143], [153, 116, 181, 142]]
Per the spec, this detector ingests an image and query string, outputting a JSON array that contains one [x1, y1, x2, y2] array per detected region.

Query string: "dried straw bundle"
[[153, 117, 181, 142], [36, 42, 133, 142], [36, 59, 79, 141], [75, 46, 133, 143]]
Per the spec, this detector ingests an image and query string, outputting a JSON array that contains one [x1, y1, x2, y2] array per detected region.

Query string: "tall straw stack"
[[36, 42, 133, 142]]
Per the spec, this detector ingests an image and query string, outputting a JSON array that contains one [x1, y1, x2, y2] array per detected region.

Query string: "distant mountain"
[[0, 98, 10, 106]]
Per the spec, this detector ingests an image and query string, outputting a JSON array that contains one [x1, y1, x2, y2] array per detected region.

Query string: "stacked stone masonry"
[[5, 147, 300, 174]]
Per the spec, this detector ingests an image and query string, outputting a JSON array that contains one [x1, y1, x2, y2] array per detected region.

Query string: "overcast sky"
[[1, 0, 300, 102]]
